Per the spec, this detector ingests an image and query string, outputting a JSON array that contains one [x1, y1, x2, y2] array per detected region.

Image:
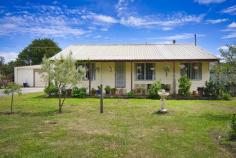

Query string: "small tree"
[[3, 82, 21, 114], [148, 81, 162, 98], [42, 53, 85, 113], [203, 79, 218, 98], [178, 76, 191, 96]]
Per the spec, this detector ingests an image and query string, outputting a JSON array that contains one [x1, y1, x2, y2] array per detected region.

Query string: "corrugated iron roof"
[[50, 44, 218, 61]]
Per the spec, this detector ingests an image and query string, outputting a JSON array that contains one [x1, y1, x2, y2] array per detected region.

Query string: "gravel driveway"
[[0, 87, 44, 96]]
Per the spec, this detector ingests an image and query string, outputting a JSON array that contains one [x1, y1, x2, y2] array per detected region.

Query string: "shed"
[[14, 65, 46, 87]]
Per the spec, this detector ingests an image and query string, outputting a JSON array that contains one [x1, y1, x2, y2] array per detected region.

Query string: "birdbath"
[[157, 89, 169, 114]]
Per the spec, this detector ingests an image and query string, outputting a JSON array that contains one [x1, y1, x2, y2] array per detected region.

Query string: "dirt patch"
[[44, 120, 58, 125]]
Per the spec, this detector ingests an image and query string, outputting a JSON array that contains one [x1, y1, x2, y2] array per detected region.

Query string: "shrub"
[[178, 76, 191, 96], [203, 79, 218, 98], [161, 84, 171, 92], [111, 88, 117, 95], [229, 114, 236, 140], [127, 90, 135, 98], [91, 88, 96, 96], [222, 92, 232, 101], [72, 87, 86, 98], [104, 86, 111, 95], [44, 84, 58, 96], [148, 81, 162, 98]]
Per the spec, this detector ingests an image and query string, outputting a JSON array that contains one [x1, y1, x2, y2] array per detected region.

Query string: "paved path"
[[0, 87, 44, 96]]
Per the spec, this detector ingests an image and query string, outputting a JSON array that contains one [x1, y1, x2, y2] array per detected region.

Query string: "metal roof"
[[50, 44, 218, 61]]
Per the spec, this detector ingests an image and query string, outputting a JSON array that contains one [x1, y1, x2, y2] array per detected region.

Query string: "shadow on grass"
[[201, 113, 231, 121], [0, 110, 59, 117]]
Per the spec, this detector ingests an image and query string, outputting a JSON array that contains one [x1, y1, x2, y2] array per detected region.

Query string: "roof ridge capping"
[[69, 43, 195, 46], [51, 43, 219, 61]]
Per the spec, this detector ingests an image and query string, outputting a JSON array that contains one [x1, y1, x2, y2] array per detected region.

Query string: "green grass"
[[0, 93, 236, 158]]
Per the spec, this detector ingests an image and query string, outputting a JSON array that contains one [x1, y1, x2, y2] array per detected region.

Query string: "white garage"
[[14, 65, 47, 87]]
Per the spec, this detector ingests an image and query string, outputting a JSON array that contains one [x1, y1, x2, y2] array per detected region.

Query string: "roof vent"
[[172, 40, 176, 44]]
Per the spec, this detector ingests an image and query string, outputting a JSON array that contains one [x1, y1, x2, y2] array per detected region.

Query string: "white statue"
[[157, 89, 169, 113]]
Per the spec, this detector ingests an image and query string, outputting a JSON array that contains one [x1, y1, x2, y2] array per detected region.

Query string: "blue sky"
[[0, 0, 236, 62]]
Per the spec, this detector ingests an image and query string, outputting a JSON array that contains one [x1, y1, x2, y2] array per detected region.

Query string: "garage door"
[[34, 70, 47, 87]]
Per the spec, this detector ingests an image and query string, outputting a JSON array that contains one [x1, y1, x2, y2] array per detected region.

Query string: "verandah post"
[[173, 61, 176, 97], [100, 84, 103, 113]]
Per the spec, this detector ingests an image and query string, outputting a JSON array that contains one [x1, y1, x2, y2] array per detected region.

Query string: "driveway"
[[0, 87, 44, 96]]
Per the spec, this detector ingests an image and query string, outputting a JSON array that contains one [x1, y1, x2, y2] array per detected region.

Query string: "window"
[[180, 63, 202, 80], [77, 63, 96, 80], [135, 63, 155, 80]]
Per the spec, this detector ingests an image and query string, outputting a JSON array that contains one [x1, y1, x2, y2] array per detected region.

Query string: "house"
[[14, 44, 218, 95]]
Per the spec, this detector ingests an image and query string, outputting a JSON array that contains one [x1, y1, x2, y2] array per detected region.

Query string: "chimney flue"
[[194, 34, 197, 46], [172, 40, 176, 44]]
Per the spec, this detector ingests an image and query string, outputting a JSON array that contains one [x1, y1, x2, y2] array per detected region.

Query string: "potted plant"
[[111, 88, 117, 96], [91, 88, 96, 96], [96, 85, 102, 95], [163, 65, 170, 77], [104, 86, 111, 95]]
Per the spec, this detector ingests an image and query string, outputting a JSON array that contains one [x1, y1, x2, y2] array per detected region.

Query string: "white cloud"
[[221, 5, 236, 14], [228, 22, 236, 28], [221, 22, 236, 39], [0, 52, 18, 62], [222, 32, 236, 39], [154, 33, 205, 41], [93, 15, 118, 24], [115, 0, 204, 30], [83, 13, 118, 25], [0, 5, 87, 37], [116, 0, 135, 16], [206, 18, 228, 24], [195, 0, 226, 4], [218, 45, 229, 51], [120, 13, 204, 30]]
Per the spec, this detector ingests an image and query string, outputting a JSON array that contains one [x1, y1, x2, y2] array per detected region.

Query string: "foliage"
[[72, 87, 87, 98], [222, 92, 232, 101], [3, 82, 21, 114], [178, 76, 191, 96], [203, 79, 218, 98], [104, 86, 111, 95], [161, 84, 171, 92], [91, 88, 96, 96], [44, 84, 58, 97], [203, 79, 232, 100], [220, 45, 236, 65], [0, 56, 4, 67], [148, 81, 162, 98], [111, 88, 117, 95], [41, 53, 86, 113], [17, 38, 61, 65], [229, 114, 236, 140], [211, 45, 236, 95], [0, 57, 17, 81], [127, 90, 135, 98]]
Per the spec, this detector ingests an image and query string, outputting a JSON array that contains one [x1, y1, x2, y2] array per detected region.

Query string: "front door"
[[115, 62, 126, 88]]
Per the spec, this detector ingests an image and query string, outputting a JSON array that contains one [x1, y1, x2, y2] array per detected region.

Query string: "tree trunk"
[[10, 92, 13, 114], [58, 92, 62, 113]]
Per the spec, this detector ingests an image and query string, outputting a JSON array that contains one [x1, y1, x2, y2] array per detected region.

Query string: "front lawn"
[[0, 93, 236, 158]]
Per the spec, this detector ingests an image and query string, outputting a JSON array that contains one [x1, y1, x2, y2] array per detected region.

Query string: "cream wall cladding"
[[14, 61, 211, 93], [78, 61, 210, 94], [14, 65, 47, 87]]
